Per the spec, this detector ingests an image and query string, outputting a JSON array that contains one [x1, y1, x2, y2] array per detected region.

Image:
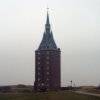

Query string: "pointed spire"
[[45, 8, 50, 34], [46, 8, 50, 25], [38, 9, 58, 50]]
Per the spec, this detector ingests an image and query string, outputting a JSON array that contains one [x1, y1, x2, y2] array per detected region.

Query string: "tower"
[[34, 10, 61, 91]]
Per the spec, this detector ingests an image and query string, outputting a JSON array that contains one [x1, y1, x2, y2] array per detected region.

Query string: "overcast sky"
[[0, 0, 100, 86]]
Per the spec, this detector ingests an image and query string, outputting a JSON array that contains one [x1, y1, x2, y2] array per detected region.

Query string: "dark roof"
[[38, 11, 58, 50]]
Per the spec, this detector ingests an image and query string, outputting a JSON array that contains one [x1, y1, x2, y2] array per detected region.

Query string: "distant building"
[[34, 10, 61, 91]]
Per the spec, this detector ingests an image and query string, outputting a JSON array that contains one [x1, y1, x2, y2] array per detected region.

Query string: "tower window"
[[46, 72, 49, 75], [41, 83, 44, 86], [38, 83, 40, 86], [46, 61, 49, 64], [46, 78, 49, 81], [47, 84, 49, 86], [37, 52, 40, 55], [46, 51, 49, 54], [46, 56, 49, 59], [38, 62, 40, 64], [38, 67, 40, 70], [38, 78, 40, 81], [37, 57, 40, 60], [38, 72, 40, 75], [46, 66, 49, 70]]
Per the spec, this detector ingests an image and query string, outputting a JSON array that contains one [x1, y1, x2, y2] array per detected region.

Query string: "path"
[[75, 91, 100, 97]]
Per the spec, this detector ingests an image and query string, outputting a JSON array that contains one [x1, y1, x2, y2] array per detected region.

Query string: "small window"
[[38, 52, 40, 55], [46, 66, 49, 70], [46, 51, 49, 54], [38, 67, 40, 70], [38, 83, 40, 86], [41, 83, 44, 86], [37, 57, 40, 60], [46, 56, 49, 59], [46, 61, 49, 64], [38, 78, 40, 81], [38, 62, 40, 64], [47, 84, 49, 86], [46, 78, 49, 81], [38, 72, 40, 75], [46, 72, 49, 75]]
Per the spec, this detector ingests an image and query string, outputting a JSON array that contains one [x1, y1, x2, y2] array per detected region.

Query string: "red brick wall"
[[34, 50, 61, 91]]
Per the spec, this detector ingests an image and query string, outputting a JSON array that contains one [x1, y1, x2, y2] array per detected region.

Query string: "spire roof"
[[38, 10, 58, 50], [46, 9, 50, 25]]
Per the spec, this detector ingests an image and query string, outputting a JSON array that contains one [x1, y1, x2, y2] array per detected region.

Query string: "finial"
[[47, 7, 49, 12], [46, 7, 50, 24]]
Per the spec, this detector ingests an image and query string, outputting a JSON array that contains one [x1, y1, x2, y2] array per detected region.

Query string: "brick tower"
[[34, 10, 61, 91]]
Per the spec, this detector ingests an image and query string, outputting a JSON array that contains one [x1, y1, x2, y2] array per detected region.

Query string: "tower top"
[[38, 10, 58, 50], [46, 8, 50, 25]]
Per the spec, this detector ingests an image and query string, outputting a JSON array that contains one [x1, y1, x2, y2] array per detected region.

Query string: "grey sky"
[[0, 0, 100, 86]]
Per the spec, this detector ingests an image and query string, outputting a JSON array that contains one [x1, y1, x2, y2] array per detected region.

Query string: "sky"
[[0, 0, 100, 86]]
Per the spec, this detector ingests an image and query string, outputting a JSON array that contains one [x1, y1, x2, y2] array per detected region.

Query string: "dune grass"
[[0, 91, 100, 100]]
